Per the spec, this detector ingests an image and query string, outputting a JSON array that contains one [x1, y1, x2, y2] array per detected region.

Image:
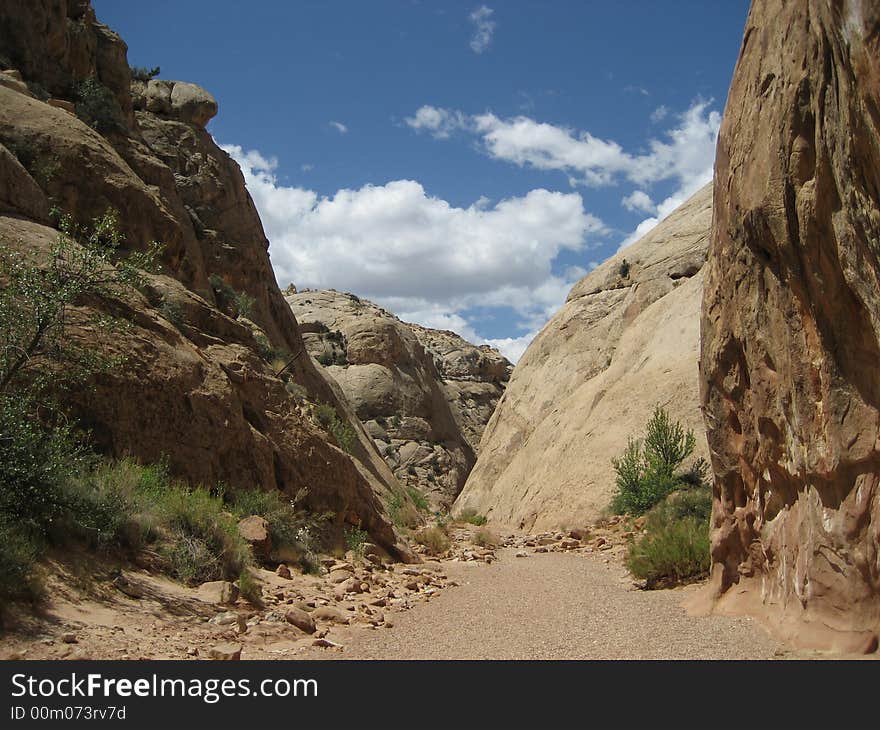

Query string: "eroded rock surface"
[[455, 185, 712, 529], [0, 0, 410, 559], [286, 290, 511, 508], [697, 0, 880, 653]]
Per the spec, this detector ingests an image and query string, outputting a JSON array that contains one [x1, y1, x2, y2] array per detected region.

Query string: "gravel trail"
[[308, 548, 783, 660]]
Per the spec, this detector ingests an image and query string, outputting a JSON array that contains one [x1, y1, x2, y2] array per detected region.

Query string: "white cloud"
[[408, 100, 719, 193], [406, 100, 719, 250], [484, 333, 536, 364], [469, 5, 496, 54], [222, 144, 605, 363], [301, 163, 314, 172], [329, 121, 348, 134], [621, 190, 656, 214], [404, 105, 468, 139], [650, 105, 669, 123]]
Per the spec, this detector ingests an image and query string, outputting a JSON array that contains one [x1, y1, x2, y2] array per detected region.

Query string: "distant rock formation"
[[697, 0, 880, 653], [286, 290, 511, 508], [0, 0, 412, 559], [455, 184, 712, 529]]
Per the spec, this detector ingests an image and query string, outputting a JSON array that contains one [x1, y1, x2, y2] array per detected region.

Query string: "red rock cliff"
[[700, 0, 880, 652]]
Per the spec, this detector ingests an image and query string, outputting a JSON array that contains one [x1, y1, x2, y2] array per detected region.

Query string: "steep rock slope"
[[0, 0, 410, 558], [455, 184, 712, 530], [286, 289, 511, 508], [698, 0, 880, 652]]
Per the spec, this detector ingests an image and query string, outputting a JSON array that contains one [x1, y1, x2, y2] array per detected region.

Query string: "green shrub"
[[625, 516, 710, 588], [407, 487, 429, 512], [610, 407, 698, 515], [238, 569, 263, 607], [232, 290, 254, 320], [473, 527, 498, 548], [0, 517, 43, 603], [387, 493, 420, 529], [455, 510, 487, 526], [344, 527, 369, 558], [314, 403, 356, 454], [131, 65, 160, 82], [227, 486, 326, 571], [159, 297, 184, 329], [75, 77, 125, 134]]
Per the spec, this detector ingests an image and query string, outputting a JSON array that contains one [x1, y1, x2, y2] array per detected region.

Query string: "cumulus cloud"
[[329, 121, 348, 134], [222, 144, 604, 362], [406, 100, 720, 247], [404, 105, 468, 139], [621, 190, 656, 214], [469, 5, 496, 54]]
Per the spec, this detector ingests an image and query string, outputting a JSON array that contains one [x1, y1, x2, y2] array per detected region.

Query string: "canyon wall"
[[698, 0, 880, 652], [455, 185, 712, 530]]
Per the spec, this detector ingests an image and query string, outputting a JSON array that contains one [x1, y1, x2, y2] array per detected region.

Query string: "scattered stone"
[[284, 607, 316, 634], [208, 643, 242, 661], [312, 606, 351, 624], [197, 581, 240, 606], [61, 633, 78, 644], [208, 611, 239, 626], [312, 638, 342, 648], [515, 551, 528, 558], [275, 564, 292, 579]]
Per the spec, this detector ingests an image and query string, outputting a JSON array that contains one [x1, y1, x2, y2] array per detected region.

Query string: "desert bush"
[[455, 510, 487, 526], [0, 210, 159, 601], [159, 297, 184, 329], [238, 569, 263, 607], [130, 65, 160, 82], [414, 526, 450, 555], [344, 527, 369, 558], [610, 406, 699, 515], [387, 494, 421, 529], [473, 527, 498, 548], [625, 516, 710, 588], [226, 486, 326, 572], [407, 487, 429, 512], [314, 403, 355, 453], [0, 517, 43, 603], [232, 290, 254, 320], [75, 77, 125, 134]]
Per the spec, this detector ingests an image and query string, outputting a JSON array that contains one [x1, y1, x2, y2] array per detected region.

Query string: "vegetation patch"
[[610, 406, 699, 515], [455, 510, 487, 526], [313, 403, 356, 454], [414, 526, 450, 555]]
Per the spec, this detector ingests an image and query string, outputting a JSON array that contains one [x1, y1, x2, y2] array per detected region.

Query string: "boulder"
[[196, 581, 239, 606], [169, 81, 217, 128], [208, 643, 242, 661], [284, 607, 316, 634], [238, 515, 272, 560]]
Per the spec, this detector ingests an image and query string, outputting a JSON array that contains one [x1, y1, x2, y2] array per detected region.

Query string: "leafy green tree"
[[610, 406, 697, 515]]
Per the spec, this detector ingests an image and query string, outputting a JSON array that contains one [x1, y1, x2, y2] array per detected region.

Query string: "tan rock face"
[[286, 290, 511, 508], [455, 184, 712, 530], [698, 0, 880, 652], [0, 1, 411, 560]]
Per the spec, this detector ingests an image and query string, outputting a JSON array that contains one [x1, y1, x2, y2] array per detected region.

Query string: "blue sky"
[[93, 1, 749, 361]]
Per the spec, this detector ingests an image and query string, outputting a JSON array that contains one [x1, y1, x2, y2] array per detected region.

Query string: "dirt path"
[[304, 548, 785, 660]]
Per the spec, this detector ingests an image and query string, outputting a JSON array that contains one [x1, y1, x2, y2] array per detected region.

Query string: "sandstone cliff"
[[286, 289, 511, 508], [0, 0, 411, 559], [455, 184, 712, 530], [697, 0, 880, 653]]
